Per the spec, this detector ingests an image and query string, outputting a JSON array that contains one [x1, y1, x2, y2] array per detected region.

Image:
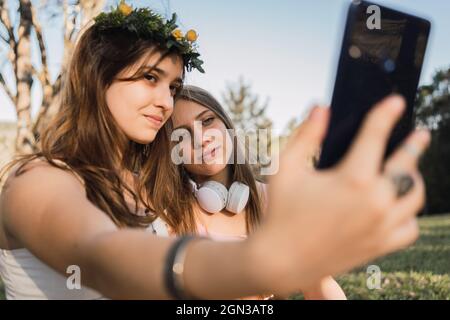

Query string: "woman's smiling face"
[[172, 99, 233, 177], [106, 51, 184, 145]]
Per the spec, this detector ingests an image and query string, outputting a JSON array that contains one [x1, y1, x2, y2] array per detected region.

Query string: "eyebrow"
[[173, 109, 212, 131], [146, 65, 183, 84]]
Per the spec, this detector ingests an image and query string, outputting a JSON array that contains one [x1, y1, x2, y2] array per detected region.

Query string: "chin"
[[197, 163, 227, 176], [129, 130, 157, 144]]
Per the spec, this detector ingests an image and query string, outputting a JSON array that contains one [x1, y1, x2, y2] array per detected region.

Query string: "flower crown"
[[93, 1, 204, 73]]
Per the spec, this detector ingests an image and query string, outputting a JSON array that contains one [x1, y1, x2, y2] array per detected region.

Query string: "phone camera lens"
[[384, 59, 396, 72], [349, 45, 362, 59]]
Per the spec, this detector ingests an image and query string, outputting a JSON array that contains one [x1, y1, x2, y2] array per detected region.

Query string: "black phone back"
[[317, 0, 431, 169]]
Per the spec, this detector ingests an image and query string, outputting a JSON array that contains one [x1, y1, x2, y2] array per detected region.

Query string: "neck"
[[195, 167, 231, 187]]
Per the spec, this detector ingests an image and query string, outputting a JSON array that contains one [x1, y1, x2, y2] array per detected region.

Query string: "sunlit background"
[[0, 0, 449, 300], [0, 0, 449, 133]]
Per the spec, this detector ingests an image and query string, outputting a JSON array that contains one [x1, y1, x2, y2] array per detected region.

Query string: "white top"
[[0, 217, 170, 300], [0, 159, 172, 300]]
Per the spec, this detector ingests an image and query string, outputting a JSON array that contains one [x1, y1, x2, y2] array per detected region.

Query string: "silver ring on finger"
[[389, 173, 415, 198]]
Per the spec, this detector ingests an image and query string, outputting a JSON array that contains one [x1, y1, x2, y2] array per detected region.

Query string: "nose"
[[153, 85, 174, 113], [192, 123, 213, 150], [201, 133, 214, 149]]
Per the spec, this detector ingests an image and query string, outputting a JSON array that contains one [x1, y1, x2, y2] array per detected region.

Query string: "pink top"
[[196, 222, 247, 242], [194, 182, 268, 242], [193, 183, 274, 300]]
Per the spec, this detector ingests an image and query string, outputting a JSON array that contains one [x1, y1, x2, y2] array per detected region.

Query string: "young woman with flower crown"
[[0, 1, 431, 300]]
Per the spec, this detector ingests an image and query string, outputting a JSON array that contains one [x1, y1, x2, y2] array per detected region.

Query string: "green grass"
[[291, 214, 450, 300], [0, 215, 449, 300]]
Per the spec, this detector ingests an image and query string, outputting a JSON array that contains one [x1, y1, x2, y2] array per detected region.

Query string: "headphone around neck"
[[189, 179, 250, 214]]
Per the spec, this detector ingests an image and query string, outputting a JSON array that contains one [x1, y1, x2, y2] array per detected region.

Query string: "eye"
[[170, 84, 182, 97], [144, 73, 157, 83], [202, 116, 215, 126]]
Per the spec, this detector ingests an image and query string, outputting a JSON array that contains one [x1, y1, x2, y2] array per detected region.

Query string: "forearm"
[[183, 237, 273, 299], [82, 230, 173, 299], [82, 230, 271, 299]]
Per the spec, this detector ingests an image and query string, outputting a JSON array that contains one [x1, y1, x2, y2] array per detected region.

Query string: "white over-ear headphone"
[[189, 179, 250, 214]]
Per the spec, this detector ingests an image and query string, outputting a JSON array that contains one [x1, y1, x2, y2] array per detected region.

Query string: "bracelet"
[[164, 235, 206, 300]]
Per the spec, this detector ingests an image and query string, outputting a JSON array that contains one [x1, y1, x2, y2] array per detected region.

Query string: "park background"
[[0, 0, 449, 299]]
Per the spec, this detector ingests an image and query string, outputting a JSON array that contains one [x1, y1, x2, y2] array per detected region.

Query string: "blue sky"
[[1, 0, 449, 133]]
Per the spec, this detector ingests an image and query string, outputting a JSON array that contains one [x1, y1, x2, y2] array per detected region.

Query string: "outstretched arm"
[[0, 96, 431, 299], [0, 161, 272, 299]]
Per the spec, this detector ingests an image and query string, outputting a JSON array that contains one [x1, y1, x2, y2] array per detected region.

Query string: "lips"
[[144, 114, 163, 127], [202, 145, 221, 159]]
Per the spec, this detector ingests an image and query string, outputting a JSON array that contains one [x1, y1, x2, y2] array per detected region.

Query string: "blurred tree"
[[415, 66, 450, 215], [222, 77, 272, 132], [281, 109, 321, 169], [222, 78, 273, 178], [0, 0, 105, 154]]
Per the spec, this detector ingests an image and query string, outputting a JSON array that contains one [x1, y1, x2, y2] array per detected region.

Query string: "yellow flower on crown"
[[94, 4, 205, 73], [118, 0, 133, 16], [185, 29, 198, 42], [172, 29, 184, 41]]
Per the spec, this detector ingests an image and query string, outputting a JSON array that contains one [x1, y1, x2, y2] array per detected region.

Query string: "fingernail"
[[415, 129, 431, 143], [309, 107, 326, 122], [308, 106, 318, 119], [388, 95, 406, 114]]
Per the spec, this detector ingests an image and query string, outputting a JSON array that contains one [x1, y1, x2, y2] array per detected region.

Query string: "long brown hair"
[[1, 24, 188, 229], [172, 85, 264, 235]]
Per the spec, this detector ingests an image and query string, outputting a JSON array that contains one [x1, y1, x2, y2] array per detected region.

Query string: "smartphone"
[[317, 0, 431, 169]]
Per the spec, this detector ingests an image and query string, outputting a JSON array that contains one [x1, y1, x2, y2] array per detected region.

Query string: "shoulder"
[[2, 158, 85, 199], [1, 158, 87, 231], [1, 157, 116, 249]]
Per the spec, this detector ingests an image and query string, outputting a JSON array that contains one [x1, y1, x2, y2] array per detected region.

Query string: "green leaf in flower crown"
[[93, 2, 204, 73], [167, 39, 176, 49], [167, 13, 177, 28], [197, 65, 205, 73]]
